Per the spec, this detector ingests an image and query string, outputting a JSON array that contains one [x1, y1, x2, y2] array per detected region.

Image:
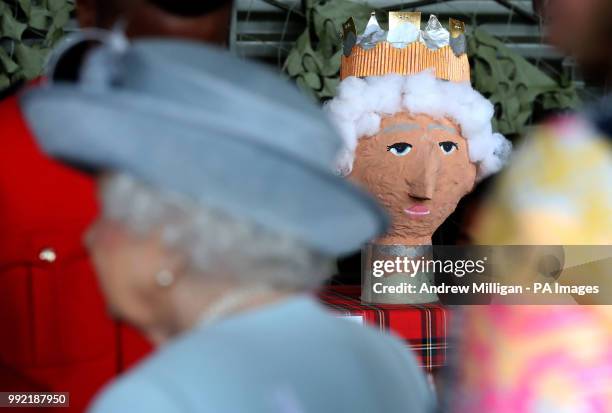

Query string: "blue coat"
[[89, 296, 434, 413]]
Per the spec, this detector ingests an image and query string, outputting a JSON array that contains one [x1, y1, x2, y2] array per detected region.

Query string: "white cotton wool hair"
[[324, 70, 512, 179]]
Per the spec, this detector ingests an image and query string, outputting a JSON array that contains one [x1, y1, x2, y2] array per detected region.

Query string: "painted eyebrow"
[[380, 123, 420, 134], [428, 123, 458, 134]]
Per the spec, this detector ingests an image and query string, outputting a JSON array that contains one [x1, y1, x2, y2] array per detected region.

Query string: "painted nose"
[[406, 145, 439, 200]]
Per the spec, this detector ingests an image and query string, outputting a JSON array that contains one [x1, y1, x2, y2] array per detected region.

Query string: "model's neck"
[[375, 234, 432, 246]]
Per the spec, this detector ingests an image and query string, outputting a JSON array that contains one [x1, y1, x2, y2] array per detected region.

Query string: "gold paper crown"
[[341, 12, 470, 82]]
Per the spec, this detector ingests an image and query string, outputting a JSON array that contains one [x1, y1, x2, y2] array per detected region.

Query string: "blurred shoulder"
[[88, 374, 182, 413], [91, 298, 433, 412], [88, 323, 230, 412]]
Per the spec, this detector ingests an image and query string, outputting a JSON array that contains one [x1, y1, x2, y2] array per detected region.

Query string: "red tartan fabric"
[[317, 285, 449, 372]]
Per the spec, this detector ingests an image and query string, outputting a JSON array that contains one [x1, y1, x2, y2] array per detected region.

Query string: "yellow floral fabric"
[[475, 116, 612, 245]]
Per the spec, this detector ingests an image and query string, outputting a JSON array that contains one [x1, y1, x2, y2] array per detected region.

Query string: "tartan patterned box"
[[317, 285, 450, 372]]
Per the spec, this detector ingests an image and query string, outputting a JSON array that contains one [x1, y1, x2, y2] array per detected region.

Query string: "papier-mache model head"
[[326, 12, 512, 246]]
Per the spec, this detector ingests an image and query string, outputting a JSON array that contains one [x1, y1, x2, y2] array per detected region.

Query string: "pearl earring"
[[155, 269, 175, 287]]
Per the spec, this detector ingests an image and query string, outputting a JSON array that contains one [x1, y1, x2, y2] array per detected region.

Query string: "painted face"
[[349, 112, 477, 245]]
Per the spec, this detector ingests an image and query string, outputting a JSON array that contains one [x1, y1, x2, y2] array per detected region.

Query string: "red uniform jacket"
[[0, 93, 152, 412]]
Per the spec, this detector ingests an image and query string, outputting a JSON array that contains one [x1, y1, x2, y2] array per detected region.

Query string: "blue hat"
[[21, 34, 388, 255]]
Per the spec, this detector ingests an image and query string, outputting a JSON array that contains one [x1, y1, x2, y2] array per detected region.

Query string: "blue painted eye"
[[387, 142, 412, 156], [439, 141, 458, 154]]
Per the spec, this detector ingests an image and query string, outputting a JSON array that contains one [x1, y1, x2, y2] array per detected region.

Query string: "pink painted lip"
[[404, 205, 431, 216]]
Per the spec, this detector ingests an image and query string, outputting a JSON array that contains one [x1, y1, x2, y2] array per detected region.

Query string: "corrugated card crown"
[[341, 12, 470, 82]]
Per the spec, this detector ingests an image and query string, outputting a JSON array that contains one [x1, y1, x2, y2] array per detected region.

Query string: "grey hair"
[[98, 173, 334, 290]]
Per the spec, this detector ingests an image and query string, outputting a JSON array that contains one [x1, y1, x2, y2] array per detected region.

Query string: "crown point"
[[367, 12, 379, 26], [363, 12, 382, 36]]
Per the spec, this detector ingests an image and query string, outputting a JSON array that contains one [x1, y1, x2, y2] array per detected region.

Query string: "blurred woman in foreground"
[[21, 35, 433, 413], [451, 0, 612, 411]]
